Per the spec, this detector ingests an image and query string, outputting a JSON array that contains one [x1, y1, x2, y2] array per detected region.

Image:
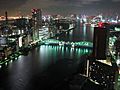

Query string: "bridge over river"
[[40, 39, 93, 49], [0, 22, 96, 90]]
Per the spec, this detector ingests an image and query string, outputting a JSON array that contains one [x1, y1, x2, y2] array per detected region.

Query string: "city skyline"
[[0, 0, 120, 16]]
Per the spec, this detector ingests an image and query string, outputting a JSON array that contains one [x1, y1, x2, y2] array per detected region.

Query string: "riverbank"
[[0, 26, 76, 67]]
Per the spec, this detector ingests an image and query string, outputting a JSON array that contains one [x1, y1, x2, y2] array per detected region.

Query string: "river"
[[0, 21, 94, 90]]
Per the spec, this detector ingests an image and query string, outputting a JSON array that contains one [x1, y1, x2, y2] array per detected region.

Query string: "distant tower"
[[5, 11, 8, 25], [116, 15, 119, 23], [31, 9, 42, 40]]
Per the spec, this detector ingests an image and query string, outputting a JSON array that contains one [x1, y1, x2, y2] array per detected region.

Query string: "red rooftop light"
[[98, 22, 103, 27]]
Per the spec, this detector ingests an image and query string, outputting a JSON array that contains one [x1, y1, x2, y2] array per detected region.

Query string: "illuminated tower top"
[[31, 8, 42, 28]]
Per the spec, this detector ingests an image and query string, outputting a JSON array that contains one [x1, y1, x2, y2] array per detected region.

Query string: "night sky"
[[0, 0, 120, 16]]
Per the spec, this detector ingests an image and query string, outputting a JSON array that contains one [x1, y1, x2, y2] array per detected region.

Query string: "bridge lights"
[[71, 44, 75, 48]]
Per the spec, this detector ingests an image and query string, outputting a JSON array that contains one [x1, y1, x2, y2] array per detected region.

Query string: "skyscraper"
[[93, 27, 109, 60], [31, 9, 42, 40]]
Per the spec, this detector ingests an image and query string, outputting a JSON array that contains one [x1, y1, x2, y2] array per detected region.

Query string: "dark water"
[[57, 22, 94, 42], [0, 22, 94, 90]]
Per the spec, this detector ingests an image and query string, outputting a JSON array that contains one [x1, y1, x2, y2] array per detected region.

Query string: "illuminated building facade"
[[31, 9, 42, 41]]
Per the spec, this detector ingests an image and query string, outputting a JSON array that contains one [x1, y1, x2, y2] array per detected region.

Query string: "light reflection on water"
[[0, 23, 94, 90], [39, 45, 92, 61], [83, 24, 87, 40]]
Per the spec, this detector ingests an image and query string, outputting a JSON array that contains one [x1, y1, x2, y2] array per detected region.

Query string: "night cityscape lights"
[[0, 0, 120, 90]]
